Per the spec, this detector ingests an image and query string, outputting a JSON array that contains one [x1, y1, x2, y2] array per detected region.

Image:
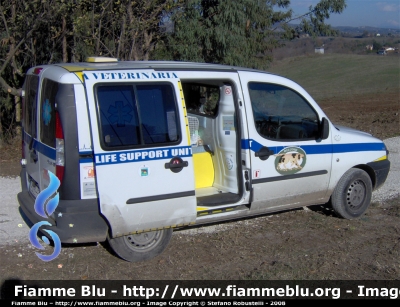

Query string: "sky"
[[290, 0, 400, 29]]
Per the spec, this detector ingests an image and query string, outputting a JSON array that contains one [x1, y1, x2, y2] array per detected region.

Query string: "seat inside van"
[[188, 116, 215, 189]]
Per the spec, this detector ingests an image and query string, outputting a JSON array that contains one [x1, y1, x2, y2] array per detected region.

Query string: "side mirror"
[[320, 117, 330, 140]]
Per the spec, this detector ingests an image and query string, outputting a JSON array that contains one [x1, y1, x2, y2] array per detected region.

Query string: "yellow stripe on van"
[[196, 205, 247, 217], [57, 65, 96, 83], [58, 65, 95, 72], [59, 66, 82, 72], [374, 155, 387, 162], [177, 81, 191, 145], [74, 72, 84, 83]]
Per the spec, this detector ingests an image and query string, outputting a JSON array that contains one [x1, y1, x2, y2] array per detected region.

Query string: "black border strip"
[[126, 190, 195, 204], [252, 170, 328, 184]]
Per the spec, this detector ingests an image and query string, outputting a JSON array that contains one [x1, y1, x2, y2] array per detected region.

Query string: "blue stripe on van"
[[24, 132, 56, 160], [79, 158, 93, 163], [241, 139, 386, 155], [330, 143, 386, 153]]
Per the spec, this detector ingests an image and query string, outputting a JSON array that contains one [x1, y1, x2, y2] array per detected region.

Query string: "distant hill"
[[334, 26, 400, 36], [268, 54, 399, 100], [271, 31, 400, 61], [286, 24, 400, 36]]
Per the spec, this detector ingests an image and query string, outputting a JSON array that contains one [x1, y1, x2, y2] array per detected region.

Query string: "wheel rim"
[[123, 230, 163, 253], [346, 179, 366, 210]]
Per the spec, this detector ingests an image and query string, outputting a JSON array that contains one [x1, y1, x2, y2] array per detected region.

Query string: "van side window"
[[96, 83, 180, 149], [23, 75, 39, 137], [248, 83, 319, 141], [182, 83, 219, 117], [40, 79, 58, 147]]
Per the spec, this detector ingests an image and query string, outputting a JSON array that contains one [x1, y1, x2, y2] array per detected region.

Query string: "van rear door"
[[84, 70, 197, 237], [22, 74, 41, 197]]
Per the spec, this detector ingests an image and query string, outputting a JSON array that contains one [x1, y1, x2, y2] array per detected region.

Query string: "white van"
[[18, 57, 390, 262]]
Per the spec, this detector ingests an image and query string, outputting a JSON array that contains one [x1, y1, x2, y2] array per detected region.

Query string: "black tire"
[[331, 168, 372, 219], [107, 228, 173, 262]]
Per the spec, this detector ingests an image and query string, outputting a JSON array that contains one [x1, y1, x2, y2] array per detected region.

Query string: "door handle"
[[165, 161, 188, 169], [30, 149, 38, 163], [165, 157, 188, 173], [28, 137, 38, 163], [255, 146, 274, 161]]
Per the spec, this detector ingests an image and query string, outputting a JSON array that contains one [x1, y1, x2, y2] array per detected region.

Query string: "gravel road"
[[371, 137, 400, 202], [0, 137, 399, 247]]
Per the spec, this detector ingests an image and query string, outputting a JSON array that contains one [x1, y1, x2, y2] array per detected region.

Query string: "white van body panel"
[[328, 126, 387, 193], [83, 70, 197, 236]]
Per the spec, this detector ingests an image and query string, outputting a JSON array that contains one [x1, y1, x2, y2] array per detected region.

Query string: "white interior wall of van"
[[214, 84, 238, 194], [186, 83, 238, 196]]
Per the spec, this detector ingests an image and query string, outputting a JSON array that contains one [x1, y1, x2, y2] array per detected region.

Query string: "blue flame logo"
[[29, 171, 62, 261]]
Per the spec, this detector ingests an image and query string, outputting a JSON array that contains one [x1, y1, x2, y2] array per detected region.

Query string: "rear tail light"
[[33, 67, 43, 75], [55, 111, 65, 183]]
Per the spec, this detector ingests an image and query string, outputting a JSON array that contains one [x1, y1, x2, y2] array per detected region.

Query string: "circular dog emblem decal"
[[274, 147, 306, 175]]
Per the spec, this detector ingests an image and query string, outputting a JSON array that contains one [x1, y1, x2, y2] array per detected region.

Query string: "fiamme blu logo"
[[29, 171, 62, 261]]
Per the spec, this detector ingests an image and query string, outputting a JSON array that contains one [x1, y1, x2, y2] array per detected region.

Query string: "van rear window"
[[23, 75, 39, 136], [40, 79, 59, 148], [96, 83, 180, 149]]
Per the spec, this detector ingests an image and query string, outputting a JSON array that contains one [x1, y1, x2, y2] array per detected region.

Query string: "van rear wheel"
[[330, 168, 372, 219], [108, 228, 173, 262]]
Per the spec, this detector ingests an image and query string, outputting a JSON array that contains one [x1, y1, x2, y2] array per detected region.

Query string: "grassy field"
[[268, 54, 400, 100]]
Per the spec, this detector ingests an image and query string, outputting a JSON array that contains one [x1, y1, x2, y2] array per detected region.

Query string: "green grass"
[[268, 54, 400, 100]]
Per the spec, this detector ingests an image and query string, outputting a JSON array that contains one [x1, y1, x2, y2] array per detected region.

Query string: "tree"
[[71, 0, 172, 61], [0, 0, 346, 144], [0, 0, 55, 145], [0, 0, 174, 144], [0, 0, 176, 93], [163, 0, 347, 69], [373, 40, 382, 51]]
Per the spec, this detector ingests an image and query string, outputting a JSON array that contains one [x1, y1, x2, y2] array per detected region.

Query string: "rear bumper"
[[367, 159, 391, 190], [18, 168, 108, 244]]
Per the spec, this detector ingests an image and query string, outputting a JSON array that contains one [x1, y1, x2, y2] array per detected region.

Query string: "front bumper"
[[367, 159, 391, 190]]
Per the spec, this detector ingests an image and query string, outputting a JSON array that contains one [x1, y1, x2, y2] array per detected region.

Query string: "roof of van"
[[53, 60, 266, 74]]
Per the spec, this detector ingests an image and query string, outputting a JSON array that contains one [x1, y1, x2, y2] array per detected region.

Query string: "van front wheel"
[[331, 168, 372, 219], [108, 228, 173, 262]]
